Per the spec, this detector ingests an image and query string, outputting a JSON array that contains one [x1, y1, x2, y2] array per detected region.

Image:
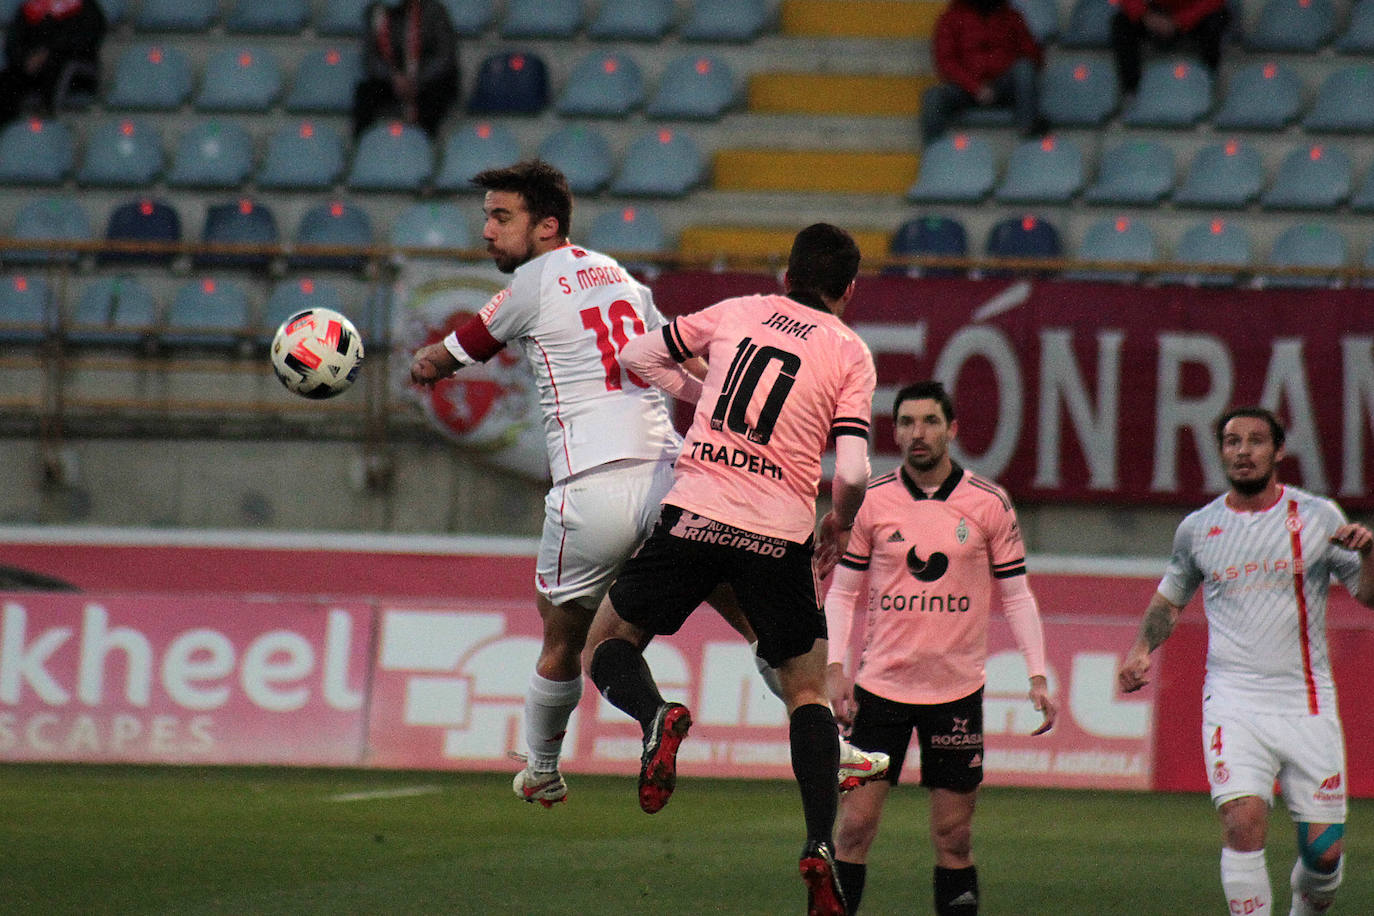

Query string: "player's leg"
[[914, 689, 984, 915], [930, 788, 978, 915], [1289, 823, 1343, 916], [1279, 713, 1348, 915], [1206, 709, 1280, 914], [1218, 797, 1271, 916]]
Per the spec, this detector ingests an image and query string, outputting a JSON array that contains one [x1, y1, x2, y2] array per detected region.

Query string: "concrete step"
[[780, 0, 944, 39], [748, 72, 935, 116], [711, 148, 921, 193]]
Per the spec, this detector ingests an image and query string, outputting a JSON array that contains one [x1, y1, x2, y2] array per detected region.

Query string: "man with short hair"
[[1119, 406, 1374, 916]]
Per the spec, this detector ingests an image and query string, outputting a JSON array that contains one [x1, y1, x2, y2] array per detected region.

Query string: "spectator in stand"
[[1110, 0, 1231, 97], [352, 0, 459, 138], [920, 0, 1044, 145], [0, 0, 107, 127]]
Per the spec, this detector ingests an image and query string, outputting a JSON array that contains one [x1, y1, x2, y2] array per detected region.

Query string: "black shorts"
[[848, 684, 984, 792], [607, 504, 827, 668]]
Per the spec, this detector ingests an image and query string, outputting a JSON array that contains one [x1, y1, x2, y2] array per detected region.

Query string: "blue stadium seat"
[[995, 135, 1085, 204], [106, 44, 193, 110], [1212, 61, 1302, 131], [1066, 216, 1157, 283], [164, 278, 251, 348], [262, 277, 347, 339], [391, 202, 473, 252], [501, 0, 582, 37], [1337, 0, 1374, 51], [135, 0, 217, 31], [195, 46, 283, 112], [587, 206, 667, 255], [69, 276, 159, 346], [1261, 143, 1352, 210], [1084, 139, 1174, 205], [1349, 165, 1374, 213], [258, 121, 345, 190], [0, 118, 74, 184], [441, 0, 495, 36], [556, 51, 646, 118], [227, 0, 309, 33], [1122, 59, 1213, 127], [468, 51, 550, 115], [1246, 0, 1336, 51], [984, 214, 1064, 273], [286, 46, 363, 114], [1302, 65, 1374, 133], [1060, 0, 1114, 47], [889, 215, 968, 278], [435, 121, 521, 191], [645, 54, 737, 120], [681, 0, 768, 41], [316, 0, 371, 35], [1265, 224, 1347, 288], [588, 0, 673, 40], [906, 133, 996, 204], [1173, 139, 1263, 209], [347, 121, 434, 191], [1039, 56, 1118, 127], [77, 117, 164, 187], [100, 198, 182, 266], [610, 129, 705, 197], [166, 120, 255, 189], [7, 197, 91, 266], [292, 201, 375, 271], [196, 198, 279, 269], [0, 274, 53, 344], [537, 125, 614, 194], [1012, 0, 1059, 42], [95, 0, 127, 23], [1160, 218, 1253, 287]]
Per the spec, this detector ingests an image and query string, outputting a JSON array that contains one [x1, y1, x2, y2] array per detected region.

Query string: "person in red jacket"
[[1111, 0, 1231, 95], [920, 0, 1044, 145], [0, 0, 106, 126]]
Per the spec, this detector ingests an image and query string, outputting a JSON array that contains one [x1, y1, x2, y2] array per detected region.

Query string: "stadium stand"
[[164, 277, 251, 348], [1160, 218, 1253, 287], [985, 214, 1063, 261], [261, 277, 347, 339], [135, 0, 217, 31], [467, 51, 550, 114], [645, 54, 738, 120], [680, 0, 770, 42], [1338, 0, 1374, 51], [889, 214, 969, 277], [435, 121, 522, 191], [536, 125, 614, 194], [0, 273, 52, 343], [1264, 223, 1348, 288], [1212, 61, 1302, 131], [166, 121, 256, 189], [1245, 0, 1337, 51], [1060, 0, 1113, 47], [1173, 139, 1264, 209], [285, 46, 363, 114], [77, 117, 164, 187], [586, 206, 667, 255], [555, 51, 646, 118], [7, 196, 91, 266], [196, 198, 279, 269], [68, 276, 159, 347], [611, 129, 705, 197], [99, 198, 181, 267], [291, 200, 374, 271], [1084, 139, 1175, 206], [105, 44, 193, 110], [1122, 59, 1213, 128], [906, 133, 997, 204], [1066, 215, 1158, 283], [257, 120, 346, 191], [346, 121, 434, 192], [390, 202, 473, 252], [195, 46, 283, 113], [1038, 55, 1119, 127], [1302, 65, 1374, 133], [315, 0, 371, 36], [501, 0, 582, 38], [226, 0, 310, 34], [1260, 143, 1352, 211], [995, 135, 1086, 204], [588, 0, 673, 40], [0, 118, 74, 185], [441, 0, 496, 37]]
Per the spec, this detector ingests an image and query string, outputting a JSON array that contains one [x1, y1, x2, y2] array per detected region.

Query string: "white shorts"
[[536, 458, 674, 610], [1202, 703, 1348, 823]]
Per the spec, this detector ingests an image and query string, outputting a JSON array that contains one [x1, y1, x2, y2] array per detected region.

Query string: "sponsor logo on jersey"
[[905, 546, 949, 582], [687, 441, 784, 480], [886, 530, 905, 543], [1315, 773, 1345, 803], [930, 717, 983, 749], [668, 510, 789, 557], [1207, 526, 1224, 538], [878, 591, 970, 613], [1210, 558, 1299, 582]]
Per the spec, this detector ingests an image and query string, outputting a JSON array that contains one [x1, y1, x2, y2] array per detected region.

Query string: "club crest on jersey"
[[1212, 761, 1231, 785], [956, 518, 968, 544], [1285, 514, 1303, 533]]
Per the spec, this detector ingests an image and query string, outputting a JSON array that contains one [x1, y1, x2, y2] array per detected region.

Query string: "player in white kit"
[[1119, 407, 1374, 916]]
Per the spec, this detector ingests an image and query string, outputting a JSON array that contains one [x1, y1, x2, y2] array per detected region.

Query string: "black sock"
[[588, 638, 663, 730], [836, 860, 866, 915], [934, 865, 978, 915], [789, 703, 839, 844]]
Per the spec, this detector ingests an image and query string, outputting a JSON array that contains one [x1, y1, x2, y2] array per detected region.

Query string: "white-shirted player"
[[1119, 406, 1374, 916]]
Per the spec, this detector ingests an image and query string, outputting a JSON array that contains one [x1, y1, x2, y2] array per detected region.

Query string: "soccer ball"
[[270, 307, 364, 399]]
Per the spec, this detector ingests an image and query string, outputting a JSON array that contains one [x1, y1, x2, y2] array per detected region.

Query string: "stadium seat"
[[1212, 61, 1302, 131], [994, 135, 1085, 204], [77, 117, 164, 187], [1084, 139, 1174, 205], [441, 0, 495, 36], [1066, 215, 1157, 283], [100, 197, 182, 266], [1264, 223, 1347, 288], [262, 277, 347, 339], [347, 121, 434, 191], [95, 0, 127, 23], [1337, 0, 1374, 51], [610, 129, 705, 197], [1349, 165, 1374, 213], [1060, 0, 1114, 47], [166, 121, 255, 189], [906, 133, 996, 204], [1159, 218, 1253, 287], [227, 0, 309, 33], [291, 200, 375, 271], [316, 0, 371, 35], [889, 214, 968, 277], [435, 121, 521, 191], [258, 120, 345, 191], [1302, 65, 1374, 133], [1122, 59, 1213, 127], [1261, 144, 1352, 210], [537, 125, 614, 194], [1038, 56, 1118, 127], [1173, 139, 1263, 209], [68, 276, 159, 346], [195, 46, 283, 112], [468, 51, 550, 115], [7, 196, 91, 266], [0, 118, 74, 184], [588, 0, 673, 40], [1013, 0, 1059, 42], [196, 198, 280, 269], [135, 0, 216, 31], [984, 214, 1063, 274], [286, 46, 363, 114], [164, 278, 251, 348], [1246, 0, 1336, 51], [501, 0, 582, 37], [586, 206, 667, 255], [681, 0, 769, 41], [106, 44, 193, 110], [391, 201, 473, 252], [645, 54, 738, 120], [0, 274, 53, 344], [557, 51, 646, 118]]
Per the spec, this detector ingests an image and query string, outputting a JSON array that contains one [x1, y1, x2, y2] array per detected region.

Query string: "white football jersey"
[[444, 243, 682, 482], [1158, 484, 1363, 716]]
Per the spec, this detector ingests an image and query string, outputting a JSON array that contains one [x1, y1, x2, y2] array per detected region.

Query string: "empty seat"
[[610, 129, 705, 197], [1038, 56, 1118, 127], [135, 0, 217, 31], [164, 278, 251, 348], [262, 277, 347, 338], [101, 197, 182, 266], [316, 0, 371, 35], [681, 0, 768, 41], [1122, 59, 1212, 127], [1084, 139, 1174, 205], [1246, 0, 1336, 51], [197, 198, 279, 269], [1349, 165, 1374, 212], [1060, 0, 1114, 47], [69, 276, 159, 346], [985, 214, 1064, 272], [501, 0, 582, 37], [1262, 143, 1351, 210], [0, 274, 53, 344], [1066, 216, 1157, 283], [588, 0, 673, 39], [537, 125, 614, 194], [587, 206, 666, 254], [1265, 224, 1347, 288], [889, 215, 968, 277], [468, 51, 550, 115], [77, 117, 164, 187], [286, 46, 363, 114], [435, 121, 521, 190], [1302, 65, 1374, 133], [258, 120, 345, 190], [1173, 139, 1263, 209], [227, 0, 310, 33], [1013, 0, 1059, 42], [292, 200, 375, 270], [7, 197, 91, 266], [1337, 0, 1374, 51], [0, 118, 74, 184], [347, 120, 434, 191], [106, 44, 193, 110], [995, 135, 1085, 204], [556, 51, 646, 118], [1161, 218, 1253, 287], [441, 0, 495, 36], [166, 120, 255, 188], [95, 0, 128, 23], [645, 54, 737, 120], [907, 133, 996, 204], [1212, 61, 1302, 130], [391, 201, 473, 251], [195, 46, 283, 112]]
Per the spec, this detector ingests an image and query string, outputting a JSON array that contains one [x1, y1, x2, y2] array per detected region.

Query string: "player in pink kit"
[[584, 224, 876, 916], [826, 381, 1056, 916], [1119, 407, 1374, 916]]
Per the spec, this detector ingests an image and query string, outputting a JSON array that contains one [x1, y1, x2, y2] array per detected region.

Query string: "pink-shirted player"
[[825, 380, 1056, 916], [1119, 406, 1374, 916], [583, 224, 876, 916]]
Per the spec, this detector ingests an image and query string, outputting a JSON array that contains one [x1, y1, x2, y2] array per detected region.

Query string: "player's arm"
[[620, 323, 704, 403], [824, 561, 865, 728], [1329, 522, 1374, 607], [816, 435, 869, 580], [410, 293, 512, 386], [1117, 591, 1185, 693], [998, 574, 1056, 735]]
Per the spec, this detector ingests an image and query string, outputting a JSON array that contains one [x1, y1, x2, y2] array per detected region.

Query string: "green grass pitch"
[[2, 764, 1370, 914]]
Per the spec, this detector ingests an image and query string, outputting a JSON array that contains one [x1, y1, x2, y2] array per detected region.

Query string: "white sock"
[[1290, 855, 1342, 915], [524, 673, 583, 773], [1221, 848, 1271, 916], [750, 640, 784, 700]]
